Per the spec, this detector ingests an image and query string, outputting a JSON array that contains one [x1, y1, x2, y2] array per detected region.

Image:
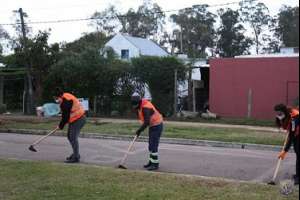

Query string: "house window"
[[121, 49, 129, 59]]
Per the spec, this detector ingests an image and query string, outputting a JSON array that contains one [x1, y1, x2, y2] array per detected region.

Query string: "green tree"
[[170, 5, 216, 58], [239, 0, 271, 54], [13, 31, 60, 104], [45, 47, 134, 115], [62, 32, 109, 54], [131, 56, 186, 116], [119, 1, 165, 39], [0, 25, 9, 55], [217, 8, 253, 57], [89, 6, 122, 36], [275, 6, 299, 47]]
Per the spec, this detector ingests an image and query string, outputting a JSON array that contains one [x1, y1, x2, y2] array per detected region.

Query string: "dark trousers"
[[293, 136, 299, 178], [67, 116, 86, 159], [148, 123, 163, 164]]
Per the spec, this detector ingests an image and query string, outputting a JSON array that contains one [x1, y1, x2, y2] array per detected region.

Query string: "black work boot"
[[66, 154, 80, 161], [147, 163, 159, 171], [64, 154, 80, 163], [294, 175, 299, 185], [64, 157, 80, 163], [66, 154, 74, 161], [144, 161, 152, 168]]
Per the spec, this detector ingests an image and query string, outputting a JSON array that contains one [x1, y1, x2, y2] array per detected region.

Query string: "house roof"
[[122, 34, 169, 57]]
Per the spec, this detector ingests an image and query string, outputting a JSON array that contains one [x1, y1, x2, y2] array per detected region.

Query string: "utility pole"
[[173, 69, 178, 116], [180, 26, 183, 53], [0, 75, 3, 105], [18, 8, 34, 115], [192, 80, 196, 112]]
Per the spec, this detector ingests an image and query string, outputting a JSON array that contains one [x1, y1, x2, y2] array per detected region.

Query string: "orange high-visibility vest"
[[138, 99, 163, 127], [62, 93, 85, 123]]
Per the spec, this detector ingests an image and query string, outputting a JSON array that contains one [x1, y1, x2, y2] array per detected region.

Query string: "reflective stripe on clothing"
[[148, 124, 163, 164], [62, 93, 85, 123], [149, 152, 159, 164], [138, 99, 163, 127]]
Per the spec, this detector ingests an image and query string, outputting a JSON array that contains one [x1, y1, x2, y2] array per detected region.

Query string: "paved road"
[[0, 132, 296, 184]]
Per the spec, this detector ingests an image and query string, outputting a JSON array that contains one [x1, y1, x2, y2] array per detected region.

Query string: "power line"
[[0, 0, 253, 26], [0, 1, 114, 12]]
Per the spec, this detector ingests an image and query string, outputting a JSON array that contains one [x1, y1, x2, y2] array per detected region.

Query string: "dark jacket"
[[284, 114, 299, 152]]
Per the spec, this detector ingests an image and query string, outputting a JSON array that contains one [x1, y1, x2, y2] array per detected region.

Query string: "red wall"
[[209, 57, 299, 119]]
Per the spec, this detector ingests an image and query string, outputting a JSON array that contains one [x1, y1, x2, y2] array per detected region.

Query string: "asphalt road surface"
[[0, 132, 296, 184]]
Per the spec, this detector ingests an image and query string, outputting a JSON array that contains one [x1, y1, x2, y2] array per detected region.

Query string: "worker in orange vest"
[[274, 104, 299, 185], [131, 94, 163, 171], [54, 88, 86, 163]]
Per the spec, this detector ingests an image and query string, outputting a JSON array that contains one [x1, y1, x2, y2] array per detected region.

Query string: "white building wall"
[[105, 34, 140, 59]]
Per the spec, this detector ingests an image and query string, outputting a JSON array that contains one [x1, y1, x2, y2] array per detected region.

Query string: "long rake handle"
[[120, 135, 138, 165], [32, 127, 59, 146], [271, 158, 282, 181], [270, 131, 289, 182]]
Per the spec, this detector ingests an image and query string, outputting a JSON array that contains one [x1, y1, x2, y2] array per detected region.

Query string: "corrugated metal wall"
[[209, 57, 299, 119]]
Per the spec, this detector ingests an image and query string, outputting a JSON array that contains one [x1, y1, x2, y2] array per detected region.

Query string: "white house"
[[104, 33, 169, 60], [105, 34, 209, 111]]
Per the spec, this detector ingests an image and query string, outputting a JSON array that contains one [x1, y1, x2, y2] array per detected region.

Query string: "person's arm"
[[58, 99, 73, 129], [136, 108, 154, 136], [275, 118, 281, 129], [284, 117, 299, 152], [283, 132, 292, 152]]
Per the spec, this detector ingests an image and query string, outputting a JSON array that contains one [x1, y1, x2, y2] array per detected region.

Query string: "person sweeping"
[[274, 103, 299, 185], [54, 88, 86, 163], [131, 94, 163, 171]]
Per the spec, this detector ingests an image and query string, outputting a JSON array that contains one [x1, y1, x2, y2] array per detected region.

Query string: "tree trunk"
[[93, 96, 97, 113], [34, 75, 43, 106]]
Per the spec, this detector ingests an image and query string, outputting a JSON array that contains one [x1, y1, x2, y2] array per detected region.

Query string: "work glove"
[[135, 130, 142, 137], [278, 151, 287, 160], [57, 124, 63, 130]]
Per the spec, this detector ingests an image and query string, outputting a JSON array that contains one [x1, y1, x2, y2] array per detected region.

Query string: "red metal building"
[[209, 55, 299, 119]]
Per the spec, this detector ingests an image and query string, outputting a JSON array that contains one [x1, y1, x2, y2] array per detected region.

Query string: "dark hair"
[[54, 87, 64, 97], [274, 103, 290, 128], [274, 104, 288, 113], [131, 95, 141, 108]]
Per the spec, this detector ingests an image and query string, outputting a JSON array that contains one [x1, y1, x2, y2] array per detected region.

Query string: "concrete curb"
[[0, 128, 282, 152]]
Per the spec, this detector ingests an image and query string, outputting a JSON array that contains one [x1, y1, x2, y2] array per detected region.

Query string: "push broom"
[[28, 127, 59, 152], [268, 131, 289, 185], [117, 135, 138, 169]]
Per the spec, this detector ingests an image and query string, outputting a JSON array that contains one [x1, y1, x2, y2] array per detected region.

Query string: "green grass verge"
[[171, 117, 275, 127], [2, 120, 285, 146], [0, 159, 298, 200]]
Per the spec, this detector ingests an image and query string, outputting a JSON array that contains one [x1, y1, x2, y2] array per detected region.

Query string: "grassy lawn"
[[1, 120, 285, 146], [170, 117, 275, 127], [0, 159, 298, 200]]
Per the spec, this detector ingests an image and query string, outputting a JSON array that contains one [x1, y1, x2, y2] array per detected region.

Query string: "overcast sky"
[[0, 0, 299, 44]]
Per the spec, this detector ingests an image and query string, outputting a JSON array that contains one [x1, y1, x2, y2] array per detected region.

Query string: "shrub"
[[0, 104, 7, 114]]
